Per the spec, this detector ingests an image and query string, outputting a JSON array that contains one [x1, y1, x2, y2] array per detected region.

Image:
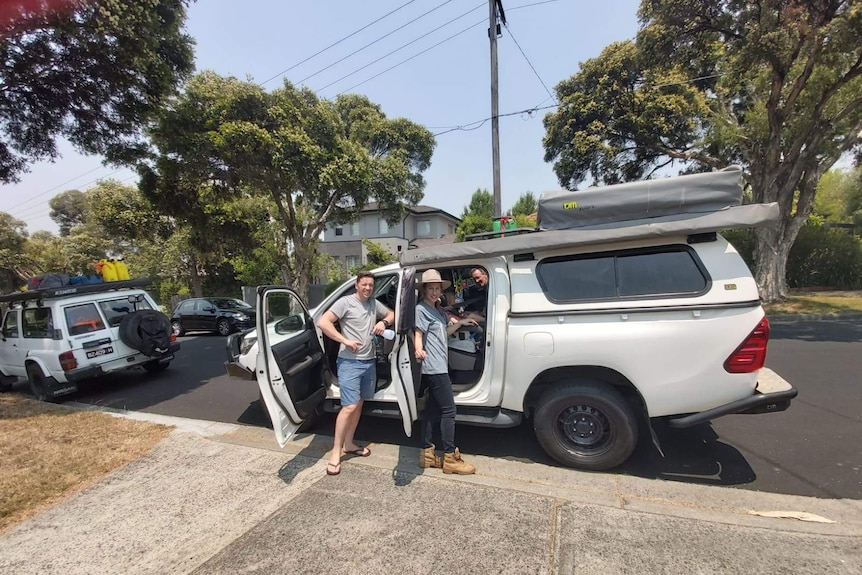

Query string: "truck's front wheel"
[[533, 381, 638, 471]]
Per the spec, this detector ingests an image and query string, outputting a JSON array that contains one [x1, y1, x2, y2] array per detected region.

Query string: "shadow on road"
[[281, 408, 758, 490], [770, 319, 862, 343]]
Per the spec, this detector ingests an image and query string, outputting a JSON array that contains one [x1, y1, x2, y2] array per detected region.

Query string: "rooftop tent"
[[537, 166, 745, 231], [400, 167, 779, 267]]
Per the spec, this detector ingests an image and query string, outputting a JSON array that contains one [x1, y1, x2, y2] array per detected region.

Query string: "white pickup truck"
[[225, 168, 797, 470]]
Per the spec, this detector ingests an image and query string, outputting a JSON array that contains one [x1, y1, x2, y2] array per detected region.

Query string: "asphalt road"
[[11, 321, 862, 500]]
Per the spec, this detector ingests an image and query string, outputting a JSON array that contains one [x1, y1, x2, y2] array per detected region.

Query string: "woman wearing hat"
[[414, 269, 477, 474]]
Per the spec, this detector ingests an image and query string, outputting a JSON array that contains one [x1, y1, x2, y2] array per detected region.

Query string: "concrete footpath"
[[1, 410, 860, 575]]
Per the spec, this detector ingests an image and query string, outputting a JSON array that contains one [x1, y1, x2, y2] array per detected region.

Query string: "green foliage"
[[725, 226, 862, 290], [543, 0, 862, 300], [0, 0, 195, 183], [461, 188, 494, 219], [363, 238, 396, 267], [509, 192, 537, 217], [786, 226, 862, 290], [140, 72, 435, 299], [49, 190, 89, 236], [456, 214, 494, 242]]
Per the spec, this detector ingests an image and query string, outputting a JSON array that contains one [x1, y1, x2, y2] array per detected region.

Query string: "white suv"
[[0, 279, 179, 400], [225, 168, 797, 470]]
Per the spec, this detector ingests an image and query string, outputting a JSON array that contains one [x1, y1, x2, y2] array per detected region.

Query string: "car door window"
[[64, 303, 106, 336], [22, 308, 53, 338], [2, 311, 19, 338]]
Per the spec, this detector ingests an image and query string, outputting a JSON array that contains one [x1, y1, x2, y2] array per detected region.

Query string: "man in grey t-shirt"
[[317, 272, 394, 476]]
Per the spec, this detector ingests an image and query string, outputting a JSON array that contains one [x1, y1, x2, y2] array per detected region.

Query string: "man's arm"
[[317, 309, 360, 353]]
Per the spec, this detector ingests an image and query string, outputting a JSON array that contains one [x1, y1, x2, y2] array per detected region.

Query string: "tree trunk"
[[754, 218, 806, 302]]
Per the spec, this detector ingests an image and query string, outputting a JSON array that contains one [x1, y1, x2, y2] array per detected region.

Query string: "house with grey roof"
[[318, 202, 461, 273]]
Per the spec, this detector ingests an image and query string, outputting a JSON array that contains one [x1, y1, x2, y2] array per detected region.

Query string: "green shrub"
[[723, 225, 862, 289]]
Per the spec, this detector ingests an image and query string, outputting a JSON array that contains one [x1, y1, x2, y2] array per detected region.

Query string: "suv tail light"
[[59, 350, 78, 372], [724, 317, 770, 373], [170, 333, 177, 343]]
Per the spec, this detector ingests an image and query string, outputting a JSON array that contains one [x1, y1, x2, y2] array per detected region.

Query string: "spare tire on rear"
[[119, 310, 171, 357]]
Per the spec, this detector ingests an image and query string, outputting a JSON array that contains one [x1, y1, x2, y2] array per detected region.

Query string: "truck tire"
[[533, 381, 638, 471], [119, 310, 171, 357], [26, 363, 53, 402]]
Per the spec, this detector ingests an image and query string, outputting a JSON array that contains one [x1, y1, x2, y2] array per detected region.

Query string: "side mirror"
[[127, 294, 145, 304]]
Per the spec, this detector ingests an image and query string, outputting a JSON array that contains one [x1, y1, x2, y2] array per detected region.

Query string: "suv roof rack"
[[0, 278, 152, 305]]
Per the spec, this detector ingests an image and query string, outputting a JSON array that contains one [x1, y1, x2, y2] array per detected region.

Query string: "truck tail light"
[[59, 350, 78, 371], [170, 333, 177, 343], [724, 317, 770, 373]]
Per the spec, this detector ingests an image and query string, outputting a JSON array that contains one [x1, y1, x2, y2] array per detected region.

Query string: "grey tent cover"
[[537, 166, 744, 230], [401, 167, 779, 266]]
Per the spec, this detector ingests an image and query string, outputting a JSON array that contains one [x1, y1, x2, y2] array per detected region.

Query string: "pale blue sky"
[[0, 0, 641, 234]]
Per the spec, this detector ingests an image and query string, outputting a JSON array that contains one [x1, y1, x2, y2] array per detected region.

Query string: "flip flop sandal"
[[343, 447, 371, 457], [326, 462, 341, 476]]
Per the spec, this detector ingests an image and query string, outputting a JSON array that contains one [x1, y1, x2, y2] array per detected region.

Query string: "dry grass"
[[765, 290, 862, 315], [0, 394, 172, 534]]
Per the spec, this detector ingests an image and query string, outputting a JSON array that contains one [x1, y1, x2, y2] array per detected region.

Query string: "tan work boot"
[[443, 448, 475, 475], [420, 445, 442, 468]]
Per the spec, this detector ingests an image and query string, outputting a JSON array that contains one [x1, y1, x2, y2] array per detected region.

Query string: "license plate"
[[86, 346, 113, 359]]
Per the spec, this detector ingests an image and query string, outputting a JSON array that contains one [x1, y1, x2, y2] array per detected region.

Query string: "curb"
[[767, 311, 862, 322]]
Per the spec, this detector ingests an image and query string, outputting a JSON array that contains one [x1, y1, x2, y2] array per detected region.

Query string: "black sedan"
[[170, 297, 256, 337]]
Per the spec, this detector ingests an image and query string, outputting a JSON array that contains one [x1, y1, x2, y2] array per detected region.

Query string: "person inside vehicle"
[[317, 272, 395, 476], [414, 268, 477, 475], [461, 267, 489, 323]]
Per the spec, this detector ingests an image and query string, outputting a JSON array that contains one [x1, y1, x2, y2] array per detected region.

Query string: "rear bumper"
[[667, 368, 797, 428], [64, 343, 180, 383]]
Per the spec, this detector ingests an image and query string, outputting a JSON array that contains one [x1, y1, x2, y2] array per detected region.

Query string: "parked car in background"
[[171, 297, 255, 337]]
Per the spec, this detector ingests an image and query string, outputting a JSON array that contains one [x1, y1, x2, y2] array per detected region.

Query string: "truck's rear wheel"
[[533, 381, 638, 471]]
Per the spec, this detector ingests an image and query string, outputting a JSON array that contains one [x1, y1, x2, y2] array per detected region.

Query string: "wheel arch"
[[24, 357, 51, 378], [523, 365, 648, 421]]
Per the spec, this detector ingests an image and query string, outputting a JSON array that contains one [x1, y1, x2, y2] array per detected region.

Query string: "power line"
[[336, 18, 487, 97], [297, 0, 463, 86], [10, 168, 124, 219], [259, 0, 420, 86], [318, 3, 486, 93], [433, 103, 558, 136], [503, 21, 557, 105], [3, 164, 107, 214]]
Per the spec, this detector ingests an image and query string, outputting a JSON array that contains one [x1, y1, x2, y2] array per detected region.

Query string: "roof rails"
[[464, 227, 538, 242], [0, 279, 152, 305]]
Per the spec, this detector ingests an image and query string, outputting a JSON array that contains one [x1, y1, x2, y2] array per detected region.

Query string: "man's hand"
[[372, 320, 386, 336], [343, 339, 361, 353], [459, 318, 478, 327], [415, 348, 426, 361]]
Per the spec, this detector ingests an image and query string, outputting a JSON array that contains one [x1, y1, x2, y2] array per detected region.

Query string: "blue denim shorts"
[[336, 357, 376, 406]]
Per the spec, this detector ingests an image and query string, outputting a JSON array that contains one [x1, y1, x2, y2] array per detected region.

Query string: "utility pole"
[[489, 0, 502, 218]]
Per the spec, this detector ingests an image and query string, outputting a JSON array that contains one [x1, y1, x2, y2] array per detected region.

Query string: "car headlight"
[[232, 312, 249, 320], [239, 335, 257, 356]]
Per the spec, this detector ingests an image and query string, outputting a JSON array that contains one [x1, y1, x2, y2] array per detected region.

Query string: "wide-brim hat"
[[416, 269, 451, 290]]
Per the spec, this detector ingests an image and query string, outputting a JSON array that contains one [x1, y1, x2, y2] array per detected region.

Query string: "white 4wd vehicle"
[[0, 279, 180, 401], [226, 168, 797, 470]]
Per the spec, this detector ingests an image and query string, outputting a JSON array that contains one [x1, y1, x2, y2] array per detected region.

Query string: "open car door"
[[391, 267, 419, 436], [256, 286, 327, 447]]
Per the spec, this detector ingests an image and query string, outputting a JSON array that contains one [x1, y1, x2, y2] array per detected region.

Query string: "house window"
[[417, 219, 431, 236], [378, 218, 389, 234], [448, 224, 454, 234], [335, 225, 343, 236], [351, 222, 360, 236], [346, 255, 360, 270]]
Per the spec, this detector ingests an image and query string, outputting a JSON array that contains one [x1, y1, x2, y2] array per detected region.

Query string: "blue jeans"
[[336, 358, 376, 406], [421, 373, 456, 454]]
